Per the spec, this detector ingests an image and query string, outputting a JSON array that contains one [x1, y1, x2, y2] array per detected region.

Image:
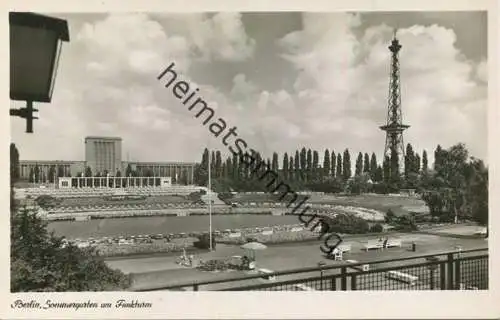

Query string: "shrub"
[[385, 209, 396, 223], [393, 214, 418, 232], [370, 223, 384, 233], [193, 233, 216, 250], [11, 208, 130, 291], [323, 213, 370, 234]]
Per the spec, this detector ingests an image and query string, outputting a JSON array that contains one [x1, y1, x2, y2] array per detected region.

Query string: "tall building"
[[85, 136, 122, 175], [17, 136, 198, 185], [379, 30, 410, 175]]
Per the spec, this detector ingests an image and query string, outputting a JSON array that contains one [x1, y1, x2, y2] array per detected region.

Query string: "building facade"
[[58, 176, 172, 189], [125, 161, 196, 185], [17, 136, 198, 185], [85, 136, 122, 175], [18, 160, 85, 183]]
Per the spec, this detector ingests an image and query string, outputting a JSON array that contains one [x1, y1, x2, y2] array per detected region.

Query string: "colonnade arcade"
[[59, 176, 172, 189]]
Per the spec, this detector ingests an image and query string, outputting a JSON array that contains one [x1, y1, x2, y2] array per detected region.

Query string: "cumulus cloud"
[[11, 13, 256, 161], [11, 12, 487, 166], [268, 13, 487, 161]]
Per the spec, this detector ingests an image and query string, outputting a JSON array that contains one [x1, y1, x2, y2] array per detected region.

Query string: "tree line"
[[192, 143, 429, 193], [191, 142, 487, 226]]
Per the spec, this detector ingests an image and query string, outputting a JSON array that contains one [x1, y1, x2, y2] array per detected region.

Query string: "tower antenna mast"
[[380, 29, 410, 177]]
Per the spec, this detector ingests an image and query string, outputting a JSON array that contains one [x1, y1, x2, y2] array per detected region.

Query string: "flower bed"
[[218, 229, 319, 245], [197, 258, 245, 272], [96, 238, 195, 257]]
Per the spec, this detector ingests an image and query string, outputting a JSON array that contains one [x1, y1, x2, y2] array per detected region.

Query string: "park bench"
[[386, 239, 402, 248], [364, 240, 384, 251], [258, 268, 276, 281], [386, 270, 419, 285], [338, 244, 351, 252]]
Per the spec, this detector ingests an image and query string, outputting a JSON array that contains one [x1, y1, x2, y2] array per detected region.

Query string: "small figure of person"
[[241, 255, 250, 270], [383, 238, 388, 249]]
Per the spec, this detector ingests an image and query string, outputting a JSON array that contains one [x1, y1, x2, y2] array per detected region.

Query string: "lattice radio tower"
[[379, 29, 409, 174]]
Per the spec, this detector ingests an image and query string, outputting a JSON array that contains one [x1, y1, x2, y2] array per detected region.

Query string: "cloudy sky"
[[11, 11, 487, 165]]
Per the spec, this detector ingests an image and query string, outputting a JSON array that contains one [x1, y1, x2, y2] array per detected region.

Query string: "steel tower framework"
[[380, 31, 409, 174]]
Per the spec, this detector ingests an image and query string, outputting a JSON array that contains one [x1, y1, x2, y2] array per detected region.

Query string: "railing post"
[[454, 259, 461, 290], [430, 268, 435, 290], [440, 263, 446, 290], [340, 267, 347, 291], [330, 276, 337, 290], [193, 284, 199, 291], [446, 253, 454, 290], [351, 274, 357, 291]]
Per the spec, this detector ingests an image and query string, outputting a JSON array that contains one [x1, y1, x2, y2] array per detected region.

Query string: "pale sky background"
[[10, 11, 488, 166]]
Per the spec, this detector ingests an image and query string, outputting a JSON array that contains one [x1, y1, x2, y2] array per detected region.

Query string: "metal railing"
[[132, 248, 488, 291]]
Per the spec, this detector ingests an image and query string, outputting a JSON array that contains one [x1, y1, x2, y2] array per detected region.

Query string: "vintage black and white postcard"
[[1, 0, 498, 319]]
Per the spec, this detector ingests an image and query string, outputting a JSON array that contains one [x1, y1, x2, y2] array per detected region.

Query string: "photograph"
[[5, 5, 495, 317]]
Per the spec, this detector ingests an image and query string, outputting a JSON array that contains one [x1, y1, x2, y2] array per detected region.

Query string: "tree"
[[336, 153, 342, 179], [323, 149, 330, 179], [272, 152, 279, 173], [180, 169, 188, 185], [342, 149, 351, 181], [363, 153, 370, 174], [215, 151, 222, 178], [211, 151, 216, 179], [434, 145, 444, 171], [330, 151, 336, 178], [125, 164, 133, 177], [374, 165, 383, 183], [10, 143, 20, 183], [299, 149, 306, 181], [84, 166, 92, 177], [422, 150, 429, 173], [225, 157, 233, 179], [383, 156, 390, 184], [11, 208, 130, 292], [28, 168, 34, 183], [48, 166, 56, 183], [355, 152, 363, 176], [34, 165, 40, 183], [194, 148, 209, 186], [422, 143, 488, 225], [404, 143, 419, 188], [414, 153, 421, 174], [390, 150, 401, 188], [293, 151, 299, 181], [312, 150, 319, 180], [289, 157, 294, 182], [404, 143, 415, 180], [283, 153, 289, 180], [306, 149, 312, 180], [370, 153, 377, 180], [232, 153, 239, 180], [467, 159, 488, 226]]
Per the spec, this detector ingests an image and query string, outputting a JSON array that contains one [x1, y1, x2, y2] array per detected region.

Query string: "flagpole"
[[208, 147, 213, 251]]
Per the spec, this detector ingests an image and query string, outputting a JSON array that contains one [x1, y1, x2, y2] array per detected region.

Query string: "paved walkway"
[[106, 232, 488, 290]]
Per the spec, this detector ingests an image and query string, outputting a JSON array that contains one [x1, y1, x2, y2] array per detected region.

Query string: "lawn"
[[54, 195, 189, 207], [233, 193, 429, 216]]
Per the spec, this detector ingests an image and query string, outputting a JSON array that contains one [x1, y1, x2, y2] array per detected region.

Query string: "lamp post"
[[9, 12, 70, 133]]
